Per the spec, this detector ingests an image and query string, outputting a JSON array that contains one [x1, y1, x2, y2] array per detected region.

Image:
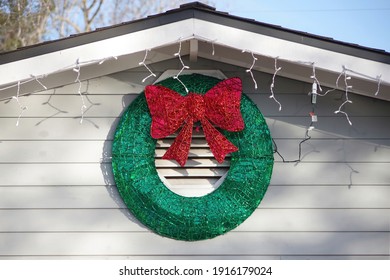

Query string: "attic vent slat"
[[158, 168, 228, 177], [155, 158, 230, 168], [155, 131, 230, 197], [156, 138, 209, 148], [155, 148, 219, 158]]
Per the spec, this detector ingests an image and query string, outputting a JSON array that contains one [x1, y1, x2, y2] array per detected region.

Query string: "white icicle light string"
[[12, 81, 28, 126], [0, 35, 384, 127], [73, 59, 87, 124], [1, 35, 384, 96], [139, 49, 156, 83], [310, 63, 323, 93], [270, 57, 282, 111], [173, 39, 190, 93], [31, 74, 48, 90], [335, 70, 353, 125], [374, 74, 382, 96], [98, 55, 118, 65], [242, 50, 258, 89]]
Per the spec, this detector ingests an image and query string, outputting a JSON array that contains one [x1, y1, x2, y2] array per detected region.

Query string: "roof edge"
[[0, 1, 389, 66]]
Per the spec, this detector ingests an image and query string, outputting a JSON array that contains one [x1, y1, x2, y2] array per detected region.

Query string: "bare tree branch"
[[54, 15, 82, 33], [88, 0, 103, 26], [1, 0, 215, 51]]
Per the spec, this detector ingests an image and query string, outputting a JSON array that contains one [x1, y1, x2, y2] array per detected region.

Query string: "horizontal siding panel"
[[35, 75, 146, 95], [0, 163, 110, 186], [0, 94, 135, 118], [0, 186, 123, 209], [251, 92, 390, 117], [0, 118, 118, 140], [267, 117, 390, 139], [239, 209, 390, 232], [0, 163, 388, 186], [262, 185, 390, 209], [0, 141, 109, 163], [270, 162, 390, 185], [0, 232, 388, 256], [1, 139, 388, 163], [159, 178, 219, 186], [1, 185, 389, 209], [156, 148, 214, 158], [1, 117, 389, 140], [0, 209, 388, 232], [272, 139, 390, 163], [157, 167, 227, 177]]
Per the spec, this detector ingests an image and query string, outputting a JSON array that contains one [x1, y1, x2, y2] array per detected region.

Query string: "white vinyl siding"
[[0, 58, 389, 259]]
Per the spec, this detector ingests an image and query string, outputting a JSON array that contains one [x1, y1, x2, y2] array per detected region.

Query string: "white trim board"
[[1, 18, 389, 100]]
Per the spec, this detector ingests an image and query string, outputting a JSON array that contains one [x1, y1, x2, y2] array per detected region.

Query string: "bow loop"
[[145, 77, 244, 166], [145, 85, 188, 139], [205, 77, 244, 131]]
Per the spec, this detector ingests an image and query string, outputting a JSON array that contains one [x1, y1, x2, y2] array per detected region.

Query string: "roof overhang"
[[1, 3, 389, 101]]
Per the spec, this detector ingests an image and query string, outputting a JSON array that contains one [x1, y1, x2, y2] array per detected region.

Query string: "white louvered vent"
[[153, 70, 230, 197], [155, 128, 230, 197]]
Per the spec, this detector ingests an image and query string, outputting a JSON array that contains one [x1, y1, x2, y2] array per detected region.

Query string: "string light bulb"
[[73, 59, 87, 124], [12, 81, 28, 126], [98, 55, 118, 65], [139, 49, 156, 83], [334, 71, 353, 125], [173, 39, 190, 93], [311, 81, 318, 104], [270, 57, 282, 111], [242, 50, 258, 89], [31, 75, 47, 90], [374, 74, 382, 96]]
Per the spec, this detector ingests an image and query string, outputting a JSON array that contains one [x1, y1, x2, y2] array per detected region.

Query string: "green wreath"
[[112, 74, 274, 241]]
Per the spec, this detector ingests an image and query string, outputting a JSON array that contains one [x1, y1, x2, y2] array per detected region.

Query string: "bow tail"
[[162, 118, 194, 167], [201, 119, 238, 163]]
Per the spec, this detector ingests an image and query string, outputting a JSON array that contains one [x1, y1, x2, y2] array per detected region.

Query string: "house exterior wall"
[[0, 57, 389, 259]]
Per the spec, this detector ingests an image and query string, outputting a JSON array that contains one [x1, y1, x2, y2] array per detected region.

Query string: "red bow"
[[145, 77, 244, 167]]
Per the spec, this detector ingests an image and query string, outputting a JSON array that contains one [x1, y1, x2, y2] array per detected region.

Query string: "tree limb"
[[54, 15, 82, 34]]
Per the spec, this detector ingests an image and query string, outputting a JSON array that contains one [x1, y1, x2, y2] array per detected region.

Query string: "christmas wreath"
[[112, 74, 274, 241]]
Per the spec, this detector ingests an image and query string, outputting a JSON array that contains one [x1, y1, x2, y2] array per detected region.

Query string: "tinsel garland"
[[112, 74, 274, 241]]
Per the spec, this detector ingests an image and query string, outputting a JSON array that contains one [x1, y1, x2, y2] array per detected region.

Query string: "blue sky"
[[214, 0, 390, 52]]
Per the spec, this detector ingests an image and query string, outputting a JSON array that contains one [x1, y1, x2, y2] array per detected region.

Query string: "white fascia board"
[[0, 19, 195, 86], [192, 19, 389, 85], [2, 16, 388, 90]]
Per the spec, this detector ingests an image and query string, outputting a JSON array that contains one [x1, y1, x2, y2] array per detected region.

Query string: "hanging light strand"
[[374, 74, 382, 96], [270, 57, 282, 111], [310, 63, 323, 93], [12, 81, 28, 126], [242, 50, 258, 89], [73, 59, 87, 124], [272, 126, 312, 163], [31, 75, 47, 90], [335, 69, 353, 125], [139, 49, 156, 83], [0, 35, 385, 132], [98, 55, 118, 65], [318, 69, 345, 97], [173, 39, 190, 93], [211, 40, 216, 56]]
